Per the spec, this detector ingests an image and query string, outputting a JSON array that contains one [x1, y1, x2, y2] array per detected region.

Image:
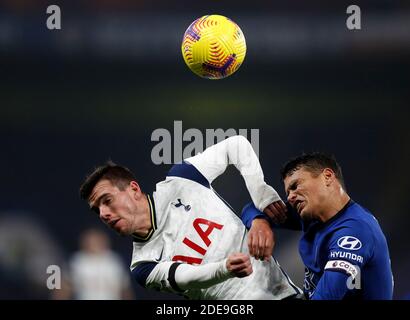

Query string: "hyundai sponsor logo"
[[337, 236, 362, 250], [330, 251, 364, 263]]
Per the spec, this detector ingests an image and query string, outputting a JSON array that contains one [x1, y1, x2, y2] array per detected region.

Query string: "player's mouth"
[[296, 201, 305, 214], [109, 219, 121, 229]]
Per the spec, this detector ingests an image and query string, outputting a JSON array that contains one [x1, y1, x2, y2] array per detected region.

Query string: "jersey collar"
[[132, 194, 157, 243], [303, 199, 355, 232], [322, 199, 355, 227]]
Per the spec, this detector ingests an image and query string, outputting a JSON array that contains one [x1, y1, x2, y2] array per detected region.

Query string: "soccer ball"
[[181, 15, 247, 79]]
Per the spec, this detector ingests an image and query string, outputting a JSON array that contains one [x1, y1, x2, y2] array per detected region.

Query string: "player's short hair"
[[79, 161, 137, 201], [280, 152, 346, 190]]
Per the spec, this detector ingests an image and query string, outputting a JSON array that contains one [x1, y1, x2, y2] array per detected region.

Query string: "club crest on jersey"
[[172, 198, 191, 212], [337, 236, 362, 250], [304, 267, 317, 298]]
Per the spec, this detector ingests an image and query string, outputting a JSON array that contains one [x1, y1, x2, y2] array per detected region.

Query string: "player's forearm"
[[186, 135, 281, 211], [231, 136, 281, 211], [145, 259, 233, 293], [174, 259, 233, 290]]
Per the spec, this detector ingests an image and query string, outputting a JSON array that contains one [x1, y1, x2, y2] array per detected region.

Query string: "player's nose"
[[287, 192, 297, 205], [99, 206, 111, 222]]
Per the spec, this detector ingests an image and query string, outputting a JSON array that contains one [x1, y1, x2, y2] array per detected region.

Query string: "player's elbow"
[[224, 135, 253, 152], [228, 135, 250, 145]]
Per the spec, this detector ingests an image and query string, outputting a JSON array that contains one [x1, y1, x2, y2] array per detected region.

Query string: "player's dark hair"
[[280, 152, 346, 190], [79, 161, 137, 201]]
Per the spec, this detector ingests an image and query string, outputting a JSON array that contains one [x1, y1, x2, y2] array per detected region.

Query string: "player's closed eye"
[[287, 182, 298, 196]]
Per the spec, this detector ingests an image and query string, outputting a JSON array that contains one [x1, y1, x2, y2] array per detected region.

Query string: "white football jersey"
[[70, 251, 129, 300], [130, 136, 301, 299]]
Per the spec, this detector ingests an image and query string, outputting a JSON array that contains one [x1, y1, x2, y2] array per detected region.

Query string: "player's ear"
[[322, 168, 335, 186], [129, 181, 142, 197], [322, 168, 335, 187]]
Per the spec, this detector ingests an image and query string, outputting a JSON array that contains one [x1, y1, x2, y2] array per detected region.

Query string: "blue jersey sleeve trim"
[[167, 162, 210, 188], [241, 202, 302, 230], [131, 262, 158, 288], [241, 202, 268, 229]]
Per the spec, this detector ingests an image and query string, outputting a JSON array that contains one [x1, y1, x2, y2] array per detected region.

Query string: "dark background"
[[0, 0, 409, 299]]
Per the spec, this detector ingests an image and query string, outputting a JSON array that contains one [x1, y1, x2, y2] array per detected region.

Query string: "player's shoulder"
[[335, 201, 382, 234], [327, 201, 385, 251], [166, 161, 210, 188], [326, 200, 384, 248], [323, 201, 391, 265]]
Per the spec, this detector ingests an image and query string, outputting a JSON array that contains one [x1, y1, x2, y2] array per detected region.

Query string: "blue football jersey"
[[241, 200, 394, 300]]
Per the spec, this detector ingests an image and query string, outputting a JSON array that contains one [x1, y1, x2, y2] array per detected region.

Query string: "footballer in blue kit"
[[241, 152, 393, 300]]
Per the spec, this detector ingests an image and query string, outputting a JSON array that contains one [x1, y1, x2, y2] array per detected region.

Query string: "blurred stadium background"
[[0, 0, 409, 299]]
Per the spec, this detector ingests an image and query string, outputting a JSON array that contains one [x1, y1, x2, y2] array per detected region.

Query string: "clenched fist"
[[226, 253, 253, 278]]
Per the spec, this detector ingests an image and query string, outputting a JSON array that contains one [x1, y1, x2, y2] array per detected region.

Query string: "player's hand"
[[263, 200, 287, 224], [248, 218, 275, 262], [226, 253, 253, 278]]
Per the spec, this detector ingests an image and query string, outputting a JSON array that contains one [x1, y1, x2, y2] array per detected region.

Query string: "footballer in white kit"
[[80, 136, 302, 299]]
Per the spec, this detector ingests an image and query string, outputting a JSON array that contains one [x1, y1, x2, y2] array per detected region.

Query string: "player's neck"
[[132, 196, 152, 237], [321, 189, 350, 223]]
